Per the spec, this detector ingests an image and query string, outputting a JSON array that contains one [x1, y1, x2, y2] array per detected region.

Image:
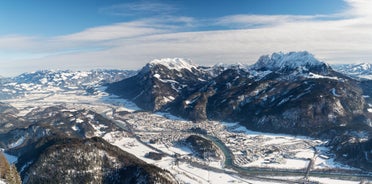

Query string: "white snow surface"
[[8, 136, 25, 149], [149, 58, 196, 71], [252, 51, 326, 71], [308, 72, 339, 80], [332, 62, 372, 79], [358, 63, 372, 70]]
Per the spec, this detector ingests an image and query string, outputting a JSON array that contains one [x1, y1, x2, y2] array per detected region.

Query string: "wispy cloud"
[[0, 35, 38, 51], [57, 16, 198, 43], [213, 13, 347, 29], [215, 14, 314, 28], [57, 21, 167, 42], [0, 0, 372, 76], [344, 0, 372, 17], [100, 1, 177, 17]]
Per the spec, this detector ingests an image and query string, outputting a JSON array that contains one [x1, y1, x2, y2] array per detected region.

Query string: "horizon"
[[0, 0, 372, 76], [2, 52, 370, 78]]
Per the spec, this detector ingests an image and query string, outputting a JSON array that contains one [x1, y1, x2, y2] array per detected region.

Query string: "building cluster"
[[112, 110, 328, 169]]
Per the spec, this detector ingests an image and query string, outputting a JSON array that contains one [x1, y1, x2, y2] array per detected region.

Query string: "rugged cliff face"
[[17, 137, 177, 184]]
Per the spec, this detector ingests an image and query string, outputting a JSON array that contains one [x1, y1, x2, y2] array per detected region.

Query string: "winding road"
[[109, 111, 372, 183]]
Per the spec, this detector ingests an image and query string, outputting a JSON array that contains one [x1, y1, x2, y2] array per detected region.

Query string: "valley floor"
[[1, 85, 370, 184]]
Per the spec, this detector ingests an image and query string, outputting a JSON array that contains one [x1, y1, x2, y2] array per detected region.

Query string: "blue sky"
[[0, 0, 371, 76], [0, 0, 346, 35]]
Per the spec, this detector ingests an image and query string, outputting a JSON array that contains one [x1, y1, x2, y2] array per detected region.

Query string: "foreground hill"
[[16, 137, 176, 184], [0, 152, 21, 184], [0, 106, 177, 184]]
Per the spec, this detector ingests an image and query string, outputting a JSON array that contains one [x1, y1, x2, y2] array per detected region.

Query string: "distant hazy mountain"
[[332, 63, 372, 79], [0, 70, 136, 100]]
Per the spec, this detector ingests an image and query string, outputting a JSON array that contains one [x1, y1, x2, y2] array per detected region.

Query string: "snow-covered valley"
[[0, 70, 369, 183]]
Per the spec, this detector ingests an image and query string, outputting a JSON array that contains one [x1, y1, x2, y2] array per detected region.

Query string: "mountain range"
[[107, 52, 370, 135], [107, 51, 372, 170], [0, 52, 371, 183]]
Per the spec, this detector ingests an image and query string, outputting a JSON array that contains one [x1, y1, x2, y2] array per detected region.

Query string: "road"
[[109, 111, 372, 183], [202, 134, 372, 182]]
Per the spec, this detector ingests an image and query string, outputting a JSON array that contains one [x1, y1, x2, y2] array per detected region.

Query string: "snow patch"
[[308, 72, 339, 80], [162, 96, 175, 103], [71, 125, 80, 131], [153, 74, 160, 78], [75, 118, 84, 123], [8, 136, 25, 148]]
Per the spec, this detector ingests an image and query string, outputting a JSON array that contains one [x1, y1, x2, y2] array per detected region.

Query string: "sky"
[[0, 0, 371, 76]]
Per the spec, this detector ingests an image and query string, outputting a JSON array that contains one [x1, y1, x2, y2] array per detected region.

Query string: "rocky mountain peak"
[[251, 51, 329, 74], [358, 62, 372, 70], [147, 58, 197, 72]]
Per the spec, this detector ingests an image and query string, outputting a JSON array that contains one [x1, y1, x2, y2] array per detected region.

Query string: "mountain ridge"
[[106, 52, 372, 170], [107, 51, 370, 136]]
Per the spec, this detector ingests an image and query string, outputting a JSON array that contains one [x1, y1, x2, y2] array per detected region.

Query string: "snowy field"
[[1, 85, 368, 184]]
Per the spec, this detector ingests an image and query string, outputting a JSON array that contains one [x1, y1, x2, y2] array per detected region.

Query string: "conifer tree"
[[0, 152, 21, 184]]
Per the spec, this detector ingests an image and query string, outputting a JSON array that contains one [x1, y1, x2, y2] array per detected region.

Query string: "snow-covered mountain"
[[251, 51, 330, 74], [107, 58, 210, 112], [0, 70, 136, 99], [108, 52, 370, 135], [332, 63, 372, 105], [14, 69, 136, 88], [200, 62, 249, 77], [148, 58, 197, 72], [0, 52, 371, 179], [106, 52, 372, 171], [332, 62, 372, 79]]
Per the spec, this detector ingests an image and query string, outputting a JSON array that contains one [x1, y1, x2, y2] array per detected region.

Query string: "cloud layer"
[[0, 0, 371, 76]]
